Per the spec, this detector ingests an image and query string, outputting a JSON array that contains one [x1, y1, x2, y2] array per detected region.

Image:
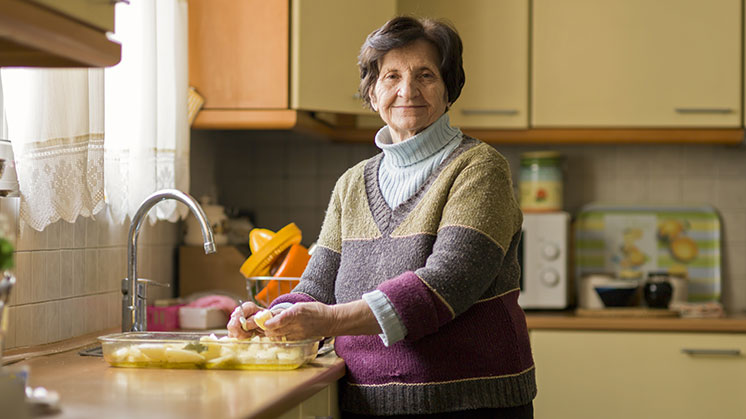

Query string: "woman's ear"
[[369, 91, 378, 112]]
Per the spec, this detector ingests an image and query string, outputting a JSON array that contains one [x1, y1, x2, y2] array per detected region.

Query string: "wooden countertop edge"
[[3, 327, 117, 365], [526, 315, 746, 332], [252, 354, 346, 419]]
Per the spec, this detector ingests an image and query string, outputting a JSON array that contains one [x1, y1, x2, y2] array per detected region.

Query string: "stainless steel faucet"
[[122, 189, 216, 332]]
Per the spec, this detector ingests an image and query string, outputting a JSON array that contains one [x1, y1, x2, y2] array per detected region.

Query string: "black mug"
[[643, 280, 673, 308]]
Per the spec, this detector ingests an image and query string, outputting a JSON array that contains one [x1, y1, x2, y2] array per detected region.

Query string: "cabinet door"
[[398, 0, 528, 129], [189, 0, 288, 109], [291, 0, 396, 115], [532, 0, 741, 128], [531, 330, 746, 419]]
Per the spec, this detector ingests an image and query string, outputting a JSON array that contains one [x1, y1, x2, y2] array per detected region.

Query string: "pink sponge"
[[185, 295, 238, 317]]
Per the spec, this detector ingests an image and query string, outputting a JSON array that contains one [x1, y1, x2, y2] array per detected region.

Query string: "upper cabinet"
[[0, 0, 120, 67], [398, 0, 529, 129], [291, 0, 396, 115], [189, 0, 295, 129], [532, 0, 742, 128]]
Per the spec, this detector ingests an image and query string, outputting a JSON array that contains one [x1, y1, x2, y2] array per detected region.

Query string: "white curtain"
[[1, 69, 106, 231], [0, 0, 189, 231], [105, 0, 190, 224]]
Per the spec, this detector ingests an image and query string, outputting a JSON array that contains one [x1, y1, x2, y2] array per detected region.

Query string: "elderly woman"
[[228, 16, 536, 418]]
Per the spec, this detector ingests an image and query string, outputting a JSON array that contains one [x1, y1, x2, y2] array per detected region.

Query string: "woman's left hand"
[[262, 302, 334, 341]]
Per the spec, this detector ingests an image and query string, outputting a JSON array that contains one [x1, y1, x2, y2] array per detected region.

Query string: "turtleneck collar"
[[374, 113, 462, 168]]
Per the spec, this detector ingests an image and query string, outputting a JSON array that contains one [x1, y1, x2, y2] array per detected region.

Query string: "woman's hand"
[[226, 300, 263, 339], [262, 302, 335, 341]]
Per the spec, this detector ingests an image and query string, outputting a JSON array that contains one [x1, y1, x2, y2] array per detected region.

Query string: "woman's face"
[[369, 39, 448, 143]]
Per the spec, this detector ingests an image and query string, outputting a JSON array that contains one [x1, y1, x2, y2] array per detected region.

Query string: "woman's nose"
[[397, 76, 419, 98]]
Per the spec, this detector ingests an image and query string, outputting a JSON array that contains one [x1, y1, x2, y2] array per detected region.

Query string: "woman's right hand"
[[227, 300, 263, 338]]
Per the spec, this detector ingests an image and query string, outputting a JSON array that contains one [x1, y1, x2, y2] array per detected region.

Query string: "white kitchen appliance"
[[518, 212, 570, 309]]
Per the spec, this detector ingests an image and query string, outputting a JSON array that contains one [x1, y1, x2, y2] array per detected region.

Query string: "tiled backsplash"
[[2, 197, 180, 350], [191, 130, 746, 314]]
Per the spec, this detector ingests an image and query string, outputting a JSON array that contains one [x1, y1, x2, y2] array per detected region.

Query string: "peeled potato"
[[253, 310, 274, 330], [137, 344, 169, 362], [165, 347, 206, 364]]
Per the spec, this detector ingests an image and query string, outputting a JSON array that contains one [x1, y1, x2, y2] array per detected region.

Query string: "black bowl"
[[595, 286, 637, 307]]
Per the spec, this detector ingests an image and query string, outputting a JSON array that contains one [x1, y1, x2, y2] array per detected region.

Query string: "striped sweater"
[[272, 136, 536, 415]]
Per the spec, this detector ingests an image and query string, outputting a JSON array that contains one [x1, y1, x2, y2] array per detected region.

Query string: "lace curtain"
[[1, 69, 106, 231], [105, 0, 190, 225], [0, 0, 189, 230]]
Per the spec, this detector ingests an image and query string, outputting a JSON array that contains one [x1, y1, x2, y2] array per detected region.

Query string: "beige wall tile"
[[716, 177, 746, 210], [12, 252, 30, 305], [46, 222, 60, 250], [722, 279, 746, 313], [84, 249, 98, 294], [30, 303, 45, 346], [85, 217, 99, 248], [59, 299, 74, 341], [681, 178, 717, 204], [647, 146, 683, 177], [14, 304, 31, 348], [3, 306, 16, 350], [45, 251, 61, 300], [73, 249, 85, 296], [73, 217, 87, 248], [71, 296, 86, 337], [59, 220, 75, 249], [647, 177, 682, 204], [0, 197, 20, 249], [682, 145, 717, 178], [30, 252, 45, 303], [716, 147, 746, 177], [46, 300, 62, 343], [60, 250, 74, 298], [720, 210, 746, 244]]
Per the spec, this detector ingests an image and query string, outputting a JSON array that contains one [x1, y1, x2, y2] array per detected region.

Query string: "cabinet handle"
[[674, 108, 734, 114], [681, 348, 741, 356], [460, 109, 519, 116]]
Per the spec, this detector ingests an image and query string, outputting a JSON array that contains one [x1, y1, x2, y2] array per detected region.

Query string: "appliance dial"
[[540, 268, 560, 286], [542, 243, 560, 260]]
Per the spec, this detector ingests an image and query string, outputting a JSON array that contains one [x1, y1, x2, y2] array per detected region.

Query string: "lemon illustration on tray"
[[619, 228, 647, 268], [657, 218, 698, 263]]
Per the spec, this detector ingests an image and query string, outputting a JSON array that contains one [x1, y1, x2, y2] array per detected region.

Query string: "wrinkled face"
[[369, 39, 449, 143]]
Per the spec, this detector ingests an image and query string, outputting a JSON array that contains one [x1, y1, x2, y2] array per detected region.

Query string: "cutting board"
[[574, 204, 721, 302]]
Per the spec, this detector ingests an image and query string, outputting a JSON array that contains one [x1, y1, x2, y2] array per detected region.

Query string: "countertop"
[[13, 344, 345, 419], [526, 311, 746, 333]]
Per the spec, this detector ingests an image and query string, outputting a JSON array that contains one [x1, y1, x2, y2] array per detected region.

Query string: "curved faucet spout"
[[123, 189, 216, 332]]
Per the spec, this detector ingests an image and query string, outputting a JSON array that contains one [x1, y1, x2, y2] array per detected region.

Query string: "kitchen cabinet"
[[291, 0, 396, 115], [188, 0, 296, 129], [397, 0, 528, 129], [278, 382, 340, 419], [0, 0, 120, 67], [532, 0, 742, 128], [530, 329, 746, 419]]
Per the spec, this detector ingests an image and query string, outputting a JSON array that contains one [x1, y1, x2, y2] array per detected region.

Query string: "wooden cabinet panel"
[[398, 0, 528, 129], [27, 0, 115, 32], [532, 0, 742, 128], [291, 0, 396, 115], [189, 0, 288, 110], [531, 330, 746, 419]]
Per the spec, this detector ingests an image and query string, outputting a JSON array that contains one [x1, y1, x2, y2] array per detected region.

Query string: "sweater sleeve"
[[378, 158, 523, 341]]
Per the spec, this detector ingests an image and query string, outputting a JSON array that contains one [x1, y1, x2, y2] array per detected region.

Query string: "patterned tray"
[[574, 204, 721, 302]]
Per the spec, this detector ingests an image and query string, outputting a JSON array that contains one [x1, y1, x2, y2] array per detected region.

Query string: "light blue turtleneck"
[[374, 113, 463, 209]]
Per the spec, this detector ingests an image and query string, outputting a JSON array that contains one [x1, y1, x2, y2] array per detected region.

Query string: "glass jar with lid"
[[519, 151, 563, 212]]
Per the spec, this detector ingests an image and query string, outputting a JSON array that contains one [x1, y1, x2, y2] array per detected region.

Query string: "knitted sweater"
[[272, 136, 536, 415]]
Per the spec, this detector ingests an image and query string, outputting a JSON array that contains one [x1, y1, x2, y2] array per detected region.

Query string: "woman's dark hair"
[[358, 16, 465, 110]]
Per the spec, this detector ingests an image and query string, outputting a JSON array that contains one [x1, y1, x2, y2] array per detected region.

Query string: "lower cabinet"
[[278, 381, 340, 419], [530, 330, 746, 419]]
